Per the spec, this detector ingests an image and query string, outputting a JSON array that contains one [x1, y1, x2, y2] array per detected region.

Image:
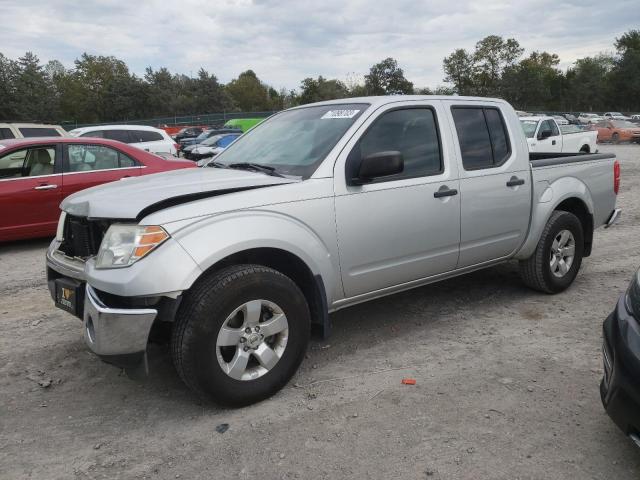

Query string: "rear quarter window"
[[0, 128, 15, 139], [133, 130, 164, 142]]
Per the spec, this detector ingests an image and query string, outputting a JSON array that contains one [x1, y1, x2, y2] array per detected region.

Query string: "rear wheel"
[[171, 265, 310, 406], [519, 211, 584, 293], [579, 145, 589, 153]]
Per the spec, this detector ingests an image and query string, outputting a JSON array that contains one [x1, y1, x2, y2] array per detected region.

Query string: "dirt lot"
[[1, 144, 640, 480]]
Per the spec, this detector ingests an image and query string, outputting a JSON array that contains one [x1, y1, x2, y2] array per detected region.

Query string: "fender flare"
[[515, 176, 594, 260]]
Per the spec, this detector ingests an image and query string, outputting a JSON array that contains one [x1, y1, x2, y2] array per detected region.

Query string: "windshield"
[[202, 135, 223, 146], [520, 120, 539, 138], [610, 112, 624, 116], [612, 120, 636, 128], [194, 131, 210, 141], [207, 103, 368, 178]]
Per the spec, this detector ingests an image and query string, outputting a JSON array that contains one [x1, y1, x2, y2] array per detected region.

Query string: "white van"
[[0, 123, 68, 139], [69, 125, 178, 155]]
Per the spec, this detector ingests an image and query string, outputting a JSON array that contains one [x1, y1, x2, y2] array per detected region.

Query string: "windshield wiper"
[[228, 162, 285, 177], [206, 161, 229, 169]]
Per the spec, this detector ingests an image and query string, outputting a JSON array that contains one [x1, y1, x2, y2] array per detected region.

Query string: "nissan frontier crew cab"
[[46, 96, 621, 406]]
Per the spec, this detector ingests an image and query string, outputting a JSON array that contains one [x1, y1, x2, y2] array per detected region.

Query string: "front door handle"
[[552, 140, 556, 145], [506, 177, 525, 187], [34, 184, 58, 190], [433, 186, 458, 198]]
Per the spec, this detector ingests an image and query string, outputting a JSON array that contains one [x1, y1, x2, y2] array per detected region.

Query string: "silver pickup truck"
[[46, 96, 621, 405]]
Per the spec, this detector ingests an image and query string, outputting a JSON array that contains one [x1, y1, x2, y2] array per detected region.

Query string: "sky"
[[1, 0, 639, 91]]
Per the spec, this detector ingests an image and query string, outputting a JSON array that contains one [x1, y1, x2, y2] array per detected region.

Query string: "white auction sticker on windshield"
[[321, 109, 360, 119]]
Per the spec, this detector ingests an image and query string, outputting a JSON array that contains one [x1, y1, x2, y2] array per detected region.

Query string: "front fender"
[[515, 176, 594, 260], [173, 209, 340, 303]]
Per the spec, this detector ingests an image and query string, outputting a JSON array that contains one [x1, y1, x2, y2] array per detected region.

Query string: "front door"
[[446, 103, 532, 268], [334, 102, 461, 298], [0, 144, 63, 240], [535, 119, 562, 152]]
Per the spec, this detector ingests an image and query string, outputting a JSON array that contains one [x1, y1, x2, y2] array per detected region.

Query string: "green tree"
[[501, 51, 563, 110], [298, 76, 349, 104], [364, 58, 414, 95], [565, 54, 614, 111], [12, 52, 56, 121], [0, 53, 18, 120], [443, 48, 476, 95], [226, 70, 273, 111], [610, 30, 640, 111], [472, 36, 523, 96]]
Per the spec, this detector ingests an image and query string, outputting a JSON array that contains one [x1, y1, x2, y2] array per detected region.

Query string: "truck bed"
[[530, 151, 614, 167]]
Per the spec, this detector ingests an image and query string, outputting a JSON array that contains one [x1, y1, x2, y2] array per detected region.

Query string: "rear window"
[[131, 130, 164, 142], [79, 130, 104, 138], [103, 130, 134, 143], [19, 127, 61, 137], [451, 107, 511, 170], [0, 128, 15, 139]]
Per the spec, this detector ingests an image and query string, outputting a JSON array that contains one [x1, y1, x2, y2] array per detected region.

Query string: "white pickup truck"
[[46, 96, 620, 406], [520, 116, 598, 153]]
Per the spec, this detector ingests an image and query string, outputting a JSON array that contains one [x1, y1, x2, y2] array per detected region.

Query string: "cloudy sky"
[[1, 0, 638, 90]]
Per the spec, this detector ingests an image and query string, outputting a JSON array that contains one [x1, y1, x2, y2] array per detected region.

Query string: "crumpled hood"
[[61, 167, 298, 220]]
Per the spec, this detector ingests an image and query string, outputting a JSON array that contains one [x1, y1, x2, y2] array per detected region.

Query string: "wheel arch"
[[553, 197, 593, 256]]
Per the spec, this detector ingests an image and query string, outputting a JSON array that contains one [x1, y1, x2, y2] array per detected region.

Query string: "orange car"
[[593, 120, 640, 143]]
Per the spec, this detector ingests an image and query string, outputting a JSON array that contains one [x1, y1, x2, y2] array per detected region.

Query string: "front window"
[[0, 146, 56, 178], [208, 103, 368, 178], [520, 120, 539, 138]]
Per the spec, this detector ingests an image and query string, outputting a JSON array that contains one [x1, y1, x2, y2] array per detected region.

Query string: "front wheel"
[[519, 211, 584, 293], [612, 132, 620, 144], [171, 265, 310, 406]]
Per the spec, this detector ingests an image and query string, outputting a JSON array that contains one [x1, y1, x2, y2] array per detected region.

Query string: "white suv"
[[69, 125, 178, 156]]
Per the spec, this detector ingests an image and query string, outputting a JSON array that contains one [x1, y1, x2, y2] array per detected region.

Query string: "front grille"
[[58, 215, 111, 258]]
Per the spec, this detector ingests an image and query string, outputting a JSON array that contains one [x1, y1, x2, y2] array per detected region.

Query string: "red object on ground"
[[401, 378, 416, 385], [0, 137, 195, 242]]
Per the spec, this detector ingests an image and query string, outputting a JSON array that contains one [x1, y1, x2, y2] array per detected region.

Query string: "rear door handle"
[[506, 177, 525, 187], [433, 186, 458, 198], [34, 184, 58, 190]]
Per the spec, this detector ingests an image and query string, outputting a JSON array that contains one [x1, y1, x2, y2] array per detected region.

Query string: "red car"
[[0, 137, 195, 242]]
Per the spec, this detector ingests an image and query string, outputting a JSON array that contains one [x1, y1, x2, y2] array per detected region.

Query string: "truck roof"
[[289, 95, 508, 110]]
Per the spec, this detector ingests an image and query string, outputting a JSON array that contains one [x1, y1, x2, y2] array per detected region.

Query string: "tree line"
[[0, 29, 638, 125]]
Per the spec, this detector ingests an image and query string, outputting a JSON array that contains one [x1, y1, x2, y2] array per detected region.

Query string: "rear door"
[[61, 143, 141, 198], [0, 144, 63, 240], [446, 102, 531, 268], [130, 130, 169, 154]]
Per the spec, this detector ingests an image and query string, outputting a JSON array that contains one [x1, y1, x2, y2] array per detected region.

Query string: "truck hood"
[[61, 167, 299, 220]]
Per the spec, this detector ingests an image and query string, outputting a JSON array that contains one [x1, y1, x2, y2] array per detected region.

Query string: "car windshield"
[[520, 120, 539, 138], [201, 135, 223, 146], [194, 132, 209, 141], [207, 103, 368, 178], [612, 120, 636, 128], [610, 112, 624, 116]]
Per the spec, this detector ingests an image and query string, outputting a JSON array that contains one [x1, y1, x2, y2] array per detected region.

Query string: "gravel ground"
[[1, 144, 640, 480]]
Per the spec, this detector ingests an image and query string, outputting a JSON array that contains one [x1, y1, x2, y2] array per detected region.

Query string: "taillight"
[[614, 160, 620, 195]]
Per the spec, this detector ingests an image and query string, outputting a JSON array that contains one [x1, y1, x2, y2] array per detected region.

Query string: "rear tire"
[[519, 211, 584, 294], [171, 265, 310, 406]]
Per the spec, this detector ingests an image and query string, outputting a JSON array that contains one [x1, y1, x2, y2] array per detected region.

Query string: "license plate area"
[[55, 278, 85, 318]]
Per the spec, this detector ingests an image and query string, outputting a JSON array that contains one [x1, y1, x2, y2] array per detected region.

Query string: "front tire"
[[171, 265, 310, 406], [519, 211, 584, 293], [612, 132, 620, 144]]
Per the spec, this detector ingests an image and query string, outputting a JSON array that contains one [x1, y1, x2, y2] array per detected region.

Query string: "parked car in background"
[[563, 113, 581, 125], [601, 268, 640, 448], [520, 116, 597, 152], [630, 114, 640, 123], [222, 118, 264, 132], [45, 95, 620, 406], [593, 120, 640, 144], [0, 137, 194, 242], [552, 115, 569, 125], [604, 112, 632, 121], [578, 113, 604, 124], [68, 125, 179, 156], [172, 126, 205, 142], [178, 128, 242, 152], [0, 123, 68, 139], [184, 133, 240, 160]]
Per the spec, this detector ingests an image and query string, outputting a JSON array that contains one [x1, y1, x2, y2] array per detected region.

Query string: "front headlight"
[[95, 224, 169, 269]]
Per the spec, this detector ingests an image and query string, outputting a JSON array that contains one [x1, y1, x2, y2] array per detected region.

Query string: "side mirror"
[[538, 130, 552, 140], [351, 151, 403, 185]]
